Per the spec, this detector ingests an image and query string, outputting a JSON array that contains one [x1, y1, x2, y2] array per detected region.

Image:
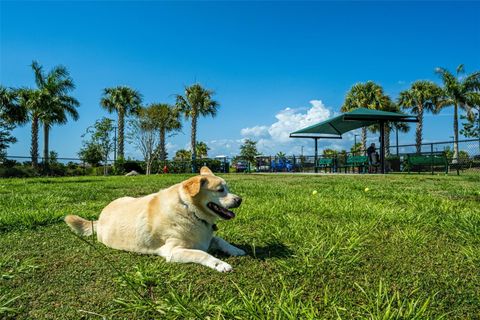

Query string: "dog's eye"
[[218, 187, 225, 193]]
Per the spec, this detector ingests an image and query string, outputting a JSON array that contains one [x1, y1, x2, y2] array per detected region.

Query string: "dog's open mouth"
[[207, 202, 236, 220]]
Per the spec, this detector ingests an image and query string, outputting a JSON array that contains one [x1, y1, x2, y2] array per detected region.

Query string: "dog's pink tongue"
[[223, 208, 235, 219]]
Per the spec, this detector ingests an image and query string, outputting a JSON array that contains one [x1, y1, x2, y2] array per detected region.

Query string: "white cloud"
[[267, 100, 332, 142], [207, 139, 244, 157], [166, 142, 177, 156], [240, 125, 269, 137], [238, 100, 339, 154]]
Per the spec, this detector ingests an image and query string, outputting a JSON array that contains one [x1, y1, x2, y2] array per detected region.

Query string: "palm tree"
[[380, 99, 411, 157], [276, 151, 287, 160], [0, 86, 27, 124], [370, 119, 410, 157], [195, 141, 210, 159], [0, 86, 27, 159], [143, 103, 182, 161], [322, 149, 338, 157], [435, 65, 480, 162], [398, 81, 444, 153], [30, 61, 80, 167], [391, 122, 410, 155], [17, 88, 44, 168], [175, 149, 192, 161], [175, 84, 219, 166], [341, 81, 390, 152], [101, 86, 142, 160]]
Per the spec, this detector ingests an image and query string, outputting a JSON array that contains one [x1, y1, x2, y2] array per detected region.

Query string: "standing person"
[[367, 143, 376, 173], [373, 151, 380, 173]]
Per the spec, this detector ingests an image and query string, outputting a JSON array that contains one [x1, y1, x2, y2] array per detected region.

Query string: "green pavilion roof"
[[290, 108, 418, 139]]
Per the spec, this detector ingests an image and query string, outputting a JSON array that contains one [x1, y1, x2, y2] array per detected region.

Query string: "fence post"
[[430, 143, 434, 175], [396, 127, 399, 157]]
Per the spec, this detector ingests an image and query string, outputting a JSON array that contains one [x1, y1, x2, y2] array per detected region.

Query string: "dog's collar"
[[192, 212, 218, 231], [179, 195, 218, 231]]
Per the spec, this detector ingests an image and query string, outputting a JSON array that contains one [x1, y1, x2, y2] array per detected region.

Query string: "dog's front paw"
[[230, 247, 246, 256], [212, 260, 233, 273]]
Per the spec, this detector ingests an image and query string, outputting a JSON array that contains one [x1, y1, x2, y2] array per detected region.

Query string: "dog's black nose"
[[235, 197, 242, 206]]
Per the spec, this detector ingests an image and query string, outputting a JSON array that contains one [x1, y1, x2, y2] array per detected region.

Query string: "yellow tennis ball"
[[312, 190, 318, 195], [364, 187, 369, 192]]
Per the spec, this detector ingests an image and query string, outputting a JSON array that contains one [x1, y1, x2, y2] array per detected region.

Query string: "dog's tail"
[[64, 215, 97, 236]]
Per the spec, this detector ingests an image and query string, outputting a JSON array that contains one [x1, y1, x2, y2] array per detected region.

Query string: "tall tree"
[[460, 112, 479, 138], [435, 64, 480, 162], [0, 86, 27, 124], [174, 149, 192, 161], [322, 149, 338, 157], [101, 86, 142, 160], [390, 122, 410, 155], [81, 118, 115, 175], [350, 142, 362, 155], [368, 98, 411, 157], [398, 81, 444, 153], [341, 81, 390, 152], [143, 103, 182, 161], [175, 84, 219, 166], [128, 109, 163, 175], [17, 88, 43, 168], [239, 139, 259, 168], [195, 141, 210, 159], [0, 86, 26, 160], [0, 119, 16, 161], [276, 151, 287, 160], [78, 142, 103, 167], [379, 99, 410, 157], [30, 61, 80, 168]]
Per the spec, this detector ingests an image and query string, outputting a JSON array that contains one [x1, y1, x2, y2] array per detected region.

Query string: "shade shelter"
[[290, 108, 418, 173]]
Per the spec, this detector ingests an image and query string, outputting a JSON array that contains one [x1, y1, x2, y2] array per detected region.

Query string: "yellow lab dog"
[[65, 167, 245, 272]]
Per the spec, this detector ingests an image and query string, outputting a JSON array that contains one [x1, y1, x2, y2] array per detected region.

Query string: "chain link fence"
[[2, 139, 479, 177], [248, 139, 480, 175], [387, 139, 480, 175]]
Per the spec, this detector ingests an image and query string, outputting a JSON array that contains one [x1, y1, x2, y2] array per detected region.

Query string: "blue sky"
[[1, 1, 479, 159]]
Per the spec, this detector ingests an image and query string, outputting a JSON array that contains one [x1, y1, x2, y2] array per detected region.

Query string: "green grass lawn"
[[1, 174, 479, 319]]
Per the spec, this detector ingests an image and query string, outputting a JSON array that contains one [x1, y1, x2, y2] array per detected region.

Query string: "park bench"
[[316, 157, 335, 173], [406, 153, 448, 174], [447, 157, 475, 176], [339, 155, 368, 173]]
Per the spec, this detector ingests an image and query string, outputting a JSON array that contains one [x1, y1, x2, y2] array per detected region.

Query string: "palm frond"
[[463, 71, 480, 91], [31, 61, 45, 88]]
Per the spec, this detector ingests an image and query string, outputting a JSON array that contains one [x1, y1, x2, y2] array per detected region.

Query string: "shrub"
[[65, 167, 86, 176], [163, 159, 225, 174], [1, 159, 18, 168], [0, 166, 39, 178], [114, 160, 144, 175], [78, 142, 103, 167]]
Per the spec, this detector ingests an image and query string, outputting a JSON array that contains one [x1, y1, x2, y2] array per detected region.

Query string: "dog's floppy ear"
[[200, 166, 214, 176], [183, 176, 207, 197]]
